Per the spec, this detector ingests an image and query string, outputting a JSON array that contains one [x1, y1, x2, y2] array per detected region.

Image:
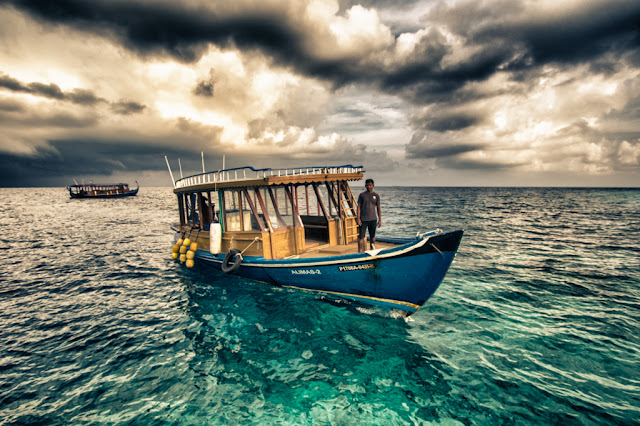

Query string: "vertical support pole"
[[305, 184, 309, 216], [312, 183, 329, 220], [198, 192, 206, 229], [268, 187, 287, 227], [284, 185, 300, 254], [285, 185, 303, 227], [219, 190, 226, 233], [242, 188, 265, 232], [208, 190, 214, 223], [178, 194, 185, 231], [237, 190, 244, 231], [164, 156, 176, 188], [338, 182, 343, 226], [191, 193, 197, 227], [255, 188, 274, 233], [285, 187, 289, 216]]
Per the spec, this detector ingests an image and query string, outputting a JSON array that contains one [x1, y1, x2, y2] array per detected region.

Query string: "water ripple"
[[0, 187, 639, 424]]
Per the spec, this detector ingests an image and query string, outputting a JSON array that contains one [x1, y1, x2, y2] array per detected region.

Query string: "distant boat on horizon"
[[67, 181, 139, 198]]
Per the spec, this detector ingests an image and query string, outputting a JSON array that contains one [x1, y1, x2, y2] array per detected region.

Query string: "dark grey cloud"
[[110, 100, 146, 115], [389, 0, 640, 102], [406, 133, 518, 170], [0, 137, 395, 187], [507, 7, 638, 67], [26, 81, 64, 99], [0, 72, 103, 105], [436, 156, 522, 171], [0, 105, 98, 128], [0, 72, 147, 114], [0, 98, 24, 113], [413, 111, 483, 132], [406, 132, 481, 159], [175, 117, 225, 143], [194, 80, 214, 97], [0, 139, 223, 187], [407, 142, 478, 159], [324, 107, 391, 133], [427, 0, 640, 71], [68, 89, 104, 105], [5, 0, 302, 64], [6, 0, 640, 101]]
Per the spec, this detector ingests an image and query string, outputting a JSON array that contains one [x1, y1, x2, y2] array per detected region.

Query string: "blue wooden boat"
[[170, 165, 463, 314], [68, 182, 138, 198]]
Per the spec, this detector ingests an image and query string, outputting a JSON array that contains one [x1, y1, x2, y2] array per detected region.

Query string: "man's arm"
[[377, 196, 382, 227]]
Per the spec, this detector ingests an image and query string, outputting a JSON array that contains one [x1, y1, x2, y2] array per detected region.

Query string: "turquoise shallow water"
[[0, 187, 639, 424]]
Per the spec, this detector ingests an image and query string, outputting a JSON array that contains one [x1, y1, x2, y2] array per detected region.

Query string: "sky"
[[1, 0, 639, 187]]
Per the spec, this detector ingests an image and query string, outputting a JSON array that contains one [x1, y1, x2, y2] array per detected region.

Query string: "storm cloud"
[[1, 72, 104, 105], [0, 0, 639, 186]]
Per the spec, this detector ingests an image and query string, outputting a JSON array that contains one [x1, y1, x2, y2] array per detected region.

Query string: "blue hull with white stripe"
[[189, 230, 463, 314]]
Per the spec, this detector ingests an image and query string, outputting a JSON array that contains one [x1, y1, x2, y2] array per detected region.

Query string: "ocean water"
[[1, 186, 639, 425]]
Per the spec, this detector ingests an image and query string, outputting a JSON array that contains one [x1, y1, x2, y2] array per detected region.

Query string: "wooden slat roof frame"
[[173, 171, 363, 194]]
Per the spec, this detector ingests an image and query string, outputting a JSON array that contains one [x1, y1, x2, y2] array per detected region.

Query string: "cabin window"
[[221, 189, 265, 232], [297, 181, 355, 219], [179, 191, 219, 229], [186, 193, 199, 225], [218, 185, 303, 232], [293, 184, 335, 219], [198, 192, 219, 230], [222, 190, 243, 231], [267, 187, 293, 228]]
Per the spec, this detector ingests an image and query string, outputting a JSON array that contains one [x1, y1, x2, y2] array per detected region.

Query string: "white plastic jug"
[[210, 222, 222, 254]]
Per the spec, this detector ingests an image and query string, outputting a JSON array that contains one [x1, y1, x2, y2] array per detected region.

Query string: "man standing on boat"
[[357, 178, 382, 252]]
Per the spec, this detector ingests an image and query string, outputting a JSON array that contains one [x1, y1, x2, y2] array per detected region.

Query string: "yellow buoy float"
[[174, 237, 197, 267]]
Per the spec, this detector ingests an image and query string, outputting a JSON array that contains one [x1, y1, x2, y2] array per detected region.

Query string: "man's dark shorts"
[[359, 220, 377, 240]]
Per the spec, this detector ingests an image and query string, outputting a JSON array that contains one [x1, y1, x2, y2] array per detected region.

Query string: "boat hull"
[[188, 230, 463, 314]]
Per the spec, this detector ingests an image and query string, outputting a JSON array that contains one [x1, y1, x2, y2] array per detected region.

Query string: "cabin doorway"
[[300, 216, 329, 249], [296, 182, 357, 249]]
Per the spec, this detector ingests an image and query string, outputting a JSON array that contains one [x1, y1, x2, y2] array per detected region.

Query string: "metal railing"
[[174, 165, 364, 189]]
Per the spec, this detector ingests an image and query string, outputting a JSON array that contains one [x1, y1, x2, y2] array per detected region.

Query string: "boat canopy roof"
[[173, 165, 364, 194]]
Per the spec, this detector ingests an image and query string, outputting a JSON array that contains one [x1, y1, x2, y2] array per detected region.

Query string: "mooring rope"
[[240, 237, 260, 256]]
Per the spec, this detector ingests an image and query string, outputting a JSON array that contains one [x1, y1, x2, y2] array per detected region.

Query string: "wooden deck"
[[294, 240, 399, 259]]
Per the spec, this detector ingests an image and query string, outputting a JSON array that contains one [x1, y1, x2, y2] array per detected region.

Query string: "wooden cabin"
[[173, 166, 364, 259]]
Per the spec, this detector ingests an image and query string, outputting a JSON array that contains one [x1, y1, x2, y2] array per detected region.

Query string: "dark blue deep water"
[[1, 187, 639, 424]]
